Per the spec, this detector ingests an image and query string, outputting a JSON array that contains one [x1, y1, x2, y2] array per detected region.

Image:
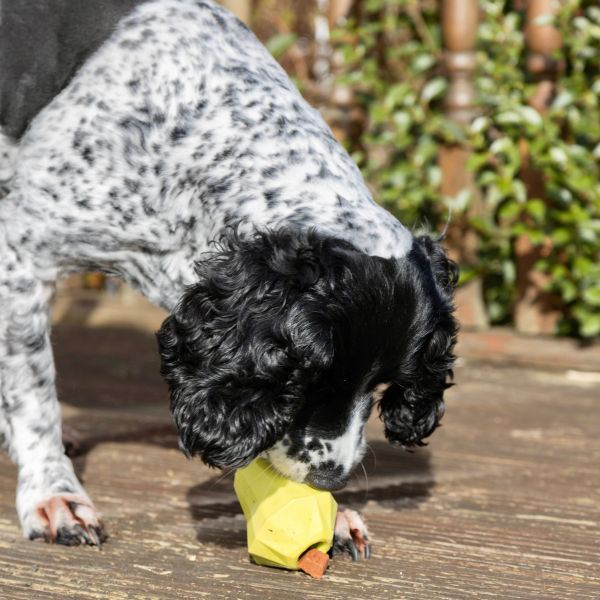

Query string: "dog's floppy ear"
[[156, 228, 336, 468], [379, 235, 459, 448], [415, 233, 460, 299]]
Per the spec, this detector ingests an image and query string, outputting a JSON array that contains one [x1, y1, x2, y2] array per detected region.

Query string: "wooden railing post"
[[328, 0, 354, 29], [514, 0, 564, 334], [219, 0, 251, 25], [440, 0, 489, 329], [525, 0, 564, 113]]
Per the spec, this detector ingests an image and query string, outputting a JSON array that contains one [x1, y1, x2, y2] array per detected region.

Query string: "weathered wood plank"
[[0, 325, 598, 599]]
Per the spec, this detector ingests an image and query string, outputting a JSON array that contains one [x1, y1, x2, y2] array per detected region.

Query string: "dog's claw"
[[28, 494, 106, 547], [347, 538, 359, 562], [332, 508, 371, 562], [74, 523, 92, 545], [90, 527, 102, 550]]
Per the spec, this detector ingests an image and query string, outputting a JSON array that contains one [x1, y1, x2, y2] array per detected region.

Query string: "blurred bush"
[[268, 0, 600, 336], [331, 0, 600, 336]]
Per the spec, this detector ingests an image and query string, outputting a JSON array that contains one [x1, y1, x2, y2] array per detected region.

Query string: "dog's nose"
[[305, 469, 349, 492]]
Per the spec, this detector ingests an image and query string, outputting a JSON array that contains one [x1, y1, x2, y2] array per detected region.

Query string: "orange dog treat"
[[298, 548, 330, 579]]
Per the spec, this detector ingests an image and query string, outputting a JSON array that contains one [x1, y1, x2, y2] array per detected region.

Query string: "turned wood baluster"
[[442, 0, 479, 124], [220, 0, 251, 24], [439, 0, 489, 329], [328, 0, 354, 29], [526, 0, 564, 112], [514, 0, 564, 335]]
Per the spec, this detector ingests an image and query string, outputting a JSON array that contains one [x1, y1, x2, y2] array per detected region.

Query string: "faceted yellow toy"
[[234, 458, 337, 570]]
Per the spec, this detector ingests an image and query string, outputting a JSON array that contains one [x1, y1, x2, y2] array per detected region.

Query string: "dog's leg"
[[331, 508, 371, 561], [0, 256, 104, 546]]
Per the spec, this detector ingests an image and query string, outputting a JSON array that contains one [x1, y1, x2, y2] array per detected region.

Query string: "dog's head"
[[156, 227, 458, 490]]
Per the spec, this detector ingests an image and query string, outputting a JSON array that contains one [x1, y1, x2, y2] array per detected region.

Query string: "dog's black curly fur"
[[157, 227, 459, 469], [379, 234, 459, 449]]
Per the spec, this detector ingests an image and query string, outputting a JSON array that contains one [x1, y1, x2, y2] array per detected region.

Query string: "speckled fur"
[[0, 0, 426, 546]]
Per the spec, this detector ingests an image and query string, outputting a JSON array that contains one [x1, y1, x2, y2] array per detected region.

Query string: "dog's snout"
[[305, 468, 349, 492]]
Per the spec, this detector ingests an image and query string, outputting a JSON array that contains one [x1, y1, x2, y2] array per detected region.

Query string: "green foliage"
[[266, 32, 299, 58], [332, 0, 600, 336]]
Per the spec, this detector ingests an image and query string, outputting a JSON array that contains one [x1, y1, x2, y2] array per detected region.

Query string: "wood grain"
[[0, 325, 598, 599]]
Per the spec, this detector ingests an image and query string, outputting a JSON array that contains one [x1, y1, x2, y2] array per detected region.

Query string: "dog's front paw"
[[27, 494, 106, 547], [331, 508, 370, 561]]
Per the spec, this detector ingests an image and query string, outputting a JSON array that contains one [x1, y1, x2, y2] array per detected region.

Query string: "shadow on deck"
[[0, 297, 598, 599]]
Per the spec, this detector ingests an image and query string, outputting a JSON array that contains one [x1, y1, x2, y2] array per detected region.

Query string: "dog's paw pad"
[[30, 494, 106, 547], [331, 508, 370, 561], [62, 425, 84, 457]]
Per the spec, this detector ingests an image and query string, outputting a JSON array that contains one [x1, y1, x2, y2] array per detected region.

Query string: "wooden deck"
[[0, 309, 599, 598]]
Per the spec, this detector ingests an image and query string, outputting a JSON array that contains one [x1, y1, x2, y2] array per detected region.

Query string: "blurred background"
[[60, 0, 600, 339]]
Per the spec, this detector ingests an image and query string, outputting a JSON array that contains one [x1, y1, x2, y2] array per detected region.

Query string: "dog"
[[0, 0, 458, 558]]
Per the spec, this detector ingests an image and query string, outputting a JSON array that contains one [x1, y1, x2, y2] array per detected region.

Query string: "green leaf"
[[582, 220, 600, 232], [487, 301, 505, 322], [551, 228, 572, 246], [547, 187, 573, 205], [517, 106, 543, 128], [528, 230, 546, 246], [458, 266, 478, 285], [466, 153, 489, 171], [370, 105, 389, 124], [588, 6, 600, 23], [351, 151, 364, 165], [384, 83, 411, 108], [489, 137, 514, 155], [392, 111, 412, 132], [550, 264, 567, 279], [582, 287, 600, 307], [580, 313, 600, 337], [426, 165, 442, 188], [498, 199, 522, 220], [549, 147, 568, 165], [470, 116, 489, 134], [574, 257, 592, 279], [265, 33, 298, 59], [573, 16, 591, 31], [495, 111, 522, 125], [477, 171, 499, 187], [579, 227, 597, 244], [511, 179, 527, 203], [503, 260, 516, 284], [469, 216, 496, 236], [526, 199, 546, 222], [411, 54, 436, 75], [444, 188, 472, 212], [533, 13, 555, 26], [559, 280, 578, 303], [552, 90, 574, 111], [420, 78, 448, 103]]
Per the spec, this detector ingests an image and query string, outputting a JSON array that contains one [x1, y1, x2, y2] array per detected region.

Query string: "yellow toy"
[[234, 457, 337, 570]]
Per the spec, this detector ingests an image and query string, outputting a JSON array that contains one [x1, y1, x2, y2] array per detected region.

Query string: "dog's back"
[[0, 0, 145, 141]]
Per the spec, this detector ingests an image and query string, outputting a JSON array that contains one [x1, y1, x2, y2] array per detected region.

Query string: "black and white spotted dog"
[[0, 0, 458, 557]]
